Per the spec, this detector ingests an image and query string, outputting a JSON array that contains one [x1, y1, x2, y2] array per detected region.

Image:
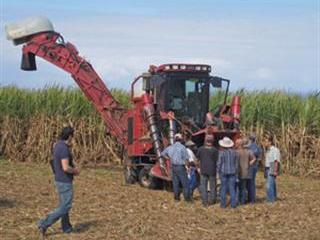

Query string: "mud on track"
[[1, 160, 320, 240]]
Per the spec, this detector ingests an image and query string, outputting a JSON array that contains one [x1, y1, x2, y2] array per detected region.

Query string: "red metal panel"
[[127, 97, 153, 157]]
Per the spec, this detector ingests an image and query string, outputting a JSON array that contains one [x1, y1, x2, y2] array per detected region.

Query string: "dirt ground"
[[1, 159, 320, 240]]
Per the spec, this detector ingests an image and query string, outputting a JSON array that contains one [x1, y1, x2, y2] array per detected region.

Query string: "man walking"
[[217, 137, 239, 208], [236, 138, 256, 205], [161, 133, 191, 202], [38, 126, 80, 237], [196, 135, 219, 206], [247, 133, 262, 203], [264, 135, 281, 203]]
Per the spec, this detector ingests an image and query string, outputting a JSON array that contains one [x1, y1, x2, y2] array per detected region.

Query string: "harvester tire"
[[124, 166, 137, 184], [139, 167, 163, 189]]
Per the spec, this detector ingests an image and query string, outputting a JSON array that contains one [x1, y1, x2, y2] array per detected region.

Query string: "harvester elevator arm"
[[8, 27, 127, 145]]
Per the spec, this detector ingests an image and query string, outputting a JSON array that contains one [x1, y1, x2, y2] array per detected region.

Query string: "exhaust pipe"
[[21, 52, 37, 71], [168, 112, 176, 145]]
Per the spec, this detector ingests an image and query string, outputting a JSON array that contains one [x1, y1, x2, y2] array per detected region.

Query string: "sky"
[[0, 0, 319, 93]]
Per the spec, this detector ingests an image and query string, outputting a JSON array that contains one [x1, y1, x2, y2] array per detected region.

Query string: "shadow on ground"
[[0, 198, 16, 208], [45, 220, 98, 237], [73, 220, 99, 233]]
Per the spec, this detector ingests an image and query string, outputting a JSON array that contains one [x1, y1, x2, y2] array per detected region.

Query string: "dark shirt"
[[53, 140, 74, 183], [217, 149, 239, 176], [196, 146, 219, 176]]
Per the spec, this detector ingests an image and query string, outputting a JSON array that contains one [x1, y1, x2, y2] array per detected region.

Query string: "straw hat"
[[185, 140, 196, 147], [174, 133, 183, 140], [219, 137, 234, 148]]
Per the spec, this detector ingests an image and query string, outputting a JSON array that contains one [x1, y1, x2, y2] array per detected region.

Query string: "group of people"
[[161, 133, 281, 208], [37, 126, 281, 238]]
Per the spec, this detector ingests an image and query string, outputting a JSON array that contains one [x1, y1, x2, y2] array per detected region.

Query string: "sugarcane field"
[[1, 1, 319, 240]]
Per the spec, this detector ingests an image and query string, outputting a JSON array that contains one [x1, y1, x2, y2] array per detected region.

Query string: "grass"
[[1, 86, 319, 133], [1, 160, 320, 240], [1, 86, 319, 135], [0, 86, 319, 177], [0, 86, 131, 119], [210, 90, 320, 135]]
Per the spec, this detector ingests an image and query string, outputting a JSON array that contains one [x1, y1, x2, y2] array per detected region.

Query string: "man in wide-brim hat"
[[219, 137, 235, 148], [217, 137, 239, 208]]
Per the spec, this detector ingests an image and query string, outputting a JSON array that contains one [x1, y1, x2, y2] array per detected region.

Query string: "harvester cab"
[[150, 64, 230, 128], [131, 63, 238, 143], [6, 16, 241, 189], [128, 63, 241, 187]]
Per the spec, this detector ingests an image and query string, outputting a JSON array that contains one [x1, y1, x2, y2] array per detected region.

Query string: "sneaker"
[[38, 226, 46, 239], [202, 202, 208, 207], [185, 198, 193, 203], [174, 196, 180, 202], [63, 227, 73, 234]]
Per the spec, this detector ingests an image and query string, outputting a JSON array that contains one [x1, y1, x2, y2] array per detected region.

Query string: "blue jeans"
[[220, 174, 237, 208], [188, 168, 199, 197], [248, 164, 258, 203], [200, 174, 216, 205], [172, 165, 191, 201], [238, 179, 250, 205], [265, 168, 277, 202], [39, 181, 73, 232]]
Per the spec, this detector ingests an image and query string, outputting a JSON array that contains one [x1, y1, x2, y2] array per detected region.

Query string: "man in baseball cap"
[[196, 134, 219, 206], [161, 133, 191, 202], [247, 133, 262, 203]]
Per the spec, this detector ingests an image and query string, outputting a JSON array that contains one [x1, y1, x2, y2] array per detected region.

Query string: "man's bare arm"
[[61, 159, 79, 175], [249, 153, 256, 165]]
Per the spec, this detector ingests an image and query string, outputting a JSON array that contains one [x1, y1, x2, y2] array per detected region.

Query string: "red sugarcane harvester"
[[6, 17, 241, 188]]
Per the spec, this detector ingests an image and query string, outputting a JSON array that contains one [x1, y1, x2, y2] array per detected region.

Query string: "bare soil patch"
[[0, 160, 319, 240]]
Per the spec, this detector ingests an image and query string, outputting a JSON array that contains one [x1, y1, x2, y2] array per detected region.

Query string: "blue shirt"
[[248, 142, 262, 166], [161, 142, 188, 165], [248, 142, 262, 159], [53, 141, 74, 183], [217, 149, 239, 175]]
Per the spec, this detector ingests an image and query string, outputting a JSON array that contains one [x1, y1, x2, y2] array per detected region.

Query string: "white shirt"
[[186, 148, 197, 162], [265, 146, 281, 167]]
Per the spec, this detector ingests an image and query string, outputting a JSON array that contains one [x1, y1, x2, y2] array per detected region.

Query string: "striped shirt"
[[161, 142, 188, 165], [217, 149, 239, 175]]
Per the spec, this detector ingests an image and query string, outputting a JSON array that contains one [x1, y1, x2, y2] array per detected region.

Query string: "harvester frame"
[[6, 16, 241, 188]]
